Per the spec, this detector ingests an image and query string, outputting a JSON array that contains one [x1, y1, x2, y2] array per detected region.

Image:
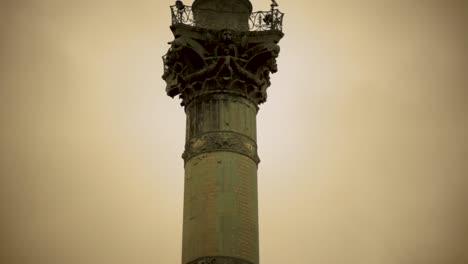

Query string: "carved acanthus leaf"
[[162, 26, 282, 106]]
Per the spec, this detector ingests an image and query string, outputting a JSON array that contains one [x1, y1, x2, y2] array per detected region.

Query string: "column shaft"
[[182, 94, 259, 264]]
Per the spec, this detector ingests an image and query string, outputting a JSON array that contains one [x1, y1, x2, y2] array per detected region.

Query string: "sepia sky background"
[[1, 0, 467, 263]]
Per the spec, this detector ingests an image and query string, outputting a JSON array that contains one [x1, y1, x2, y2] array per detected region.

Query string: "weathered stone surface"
[[183, 152, 259, 264], [193, 0, 252, 31], [183, 93, 259, 163], [183, 131, 259, 164], [185, 93, 257, 142], [162, 1, 283, 264]]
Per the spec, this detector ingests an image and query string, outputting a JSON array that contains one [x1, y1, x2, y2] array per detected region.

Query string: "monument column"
[[162, 1, 284, 263]]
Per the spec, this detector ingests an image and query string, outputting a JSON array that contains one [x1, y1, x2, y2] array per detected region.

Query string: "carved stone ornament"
[[162, 25, 283, 106], [187, 256, 254, 264], [182, 131, 259, 164]]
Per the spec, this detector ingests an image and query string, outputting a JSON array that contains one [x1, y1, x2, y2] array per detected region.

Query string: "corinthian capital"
[[162, 26, 283, 106]]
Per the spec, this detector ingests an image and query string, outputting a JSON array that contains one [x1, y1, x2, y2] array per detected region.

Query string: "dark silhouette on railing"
[[248, 9, 284, 31]]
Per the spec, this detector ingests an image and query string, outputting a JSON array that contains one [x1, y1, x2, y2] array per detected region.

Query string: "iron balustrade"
[[248, 9, 283, 32], [170, 5, 194, 26], [170, 5, 284, 32]]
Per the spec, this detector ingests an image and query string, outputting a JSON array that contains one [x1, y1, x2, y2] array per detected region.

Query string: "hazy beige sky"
[[1, 1, 467, 264]]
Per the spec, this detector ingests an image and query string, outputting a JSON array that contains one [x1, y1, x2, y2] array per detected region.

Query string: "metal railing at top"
[[170, 4, 194, 26], [248, 9, 283, 31], [170, 5, 284, 32]]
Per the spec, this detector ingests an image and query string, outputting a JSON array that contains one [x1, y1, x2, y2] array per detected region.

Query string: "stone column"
[[162, 1, 283, 263]]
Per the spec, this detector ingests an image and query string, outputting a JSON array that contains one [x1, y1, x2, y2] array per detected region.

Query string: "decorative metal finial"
[[176, 0, 185, 11], [271, 0, 279, 9]]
